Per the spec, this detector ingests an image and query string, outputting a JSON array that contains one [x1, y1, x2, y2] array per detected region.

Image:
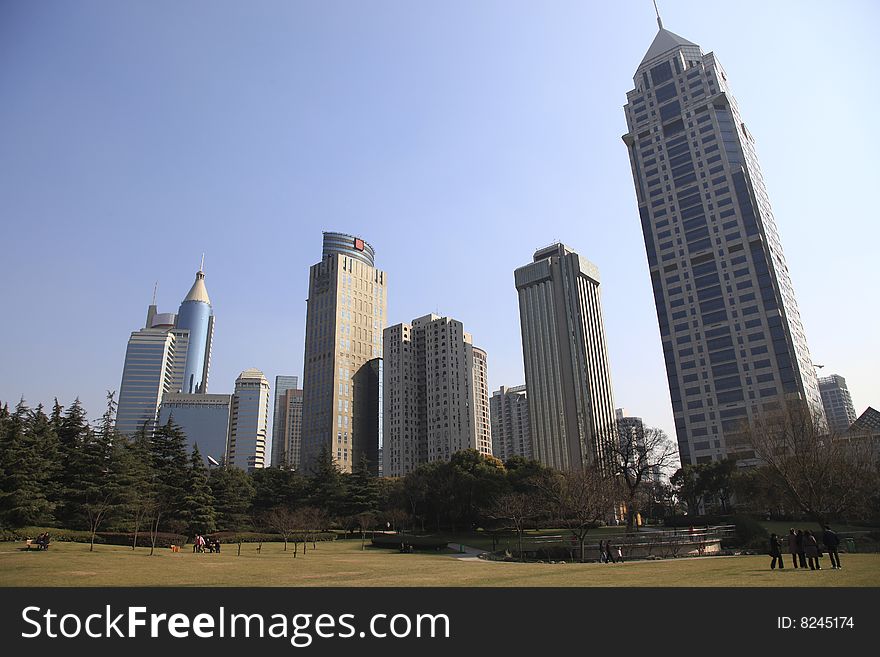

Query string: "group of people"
[[768, 526, 842, 571], [32, 532, 51, 550], [598, 540, 623, 563], [192, 534, 221, 553]]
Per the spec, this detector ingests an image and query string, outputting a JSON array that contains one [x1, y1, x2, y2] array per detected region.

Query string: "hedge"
[[371, 534, 449, 550], [209, 531, 336, 543]]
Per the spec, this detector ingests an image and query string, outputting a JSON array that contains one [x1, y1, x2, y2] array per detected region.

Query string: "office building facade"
[[117, 266, 215, 435], [227, 368, 270, 471], [818, 375, 857, 433], [490, 385, 532, 462], [621, 22, 825, 465], [300, 232, 387, 474], [272, 387, 304, 470], [158, 393, 232, 465], [116, 329, 178, 436], [383, 314, 492, 478], [515, 244, 618, 472], [271, 375, 300, 467]]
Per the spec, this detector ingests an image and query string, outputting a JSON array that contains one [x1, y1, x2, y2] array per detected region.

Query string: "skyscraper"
[[227, 368, 270, 471], [383, 314, 492, 477], [300, 232, 387, 474], [116, 329, 178, 436], [272, 386, 304, 470], [175, 267, 214, 395], [621, 19, 825, 465], [818, 375, 857, 433], [490, 385, 531, 462], [117, 265, 215, 435], [271, 375, 299, 466], [514, 244, 617, 472]]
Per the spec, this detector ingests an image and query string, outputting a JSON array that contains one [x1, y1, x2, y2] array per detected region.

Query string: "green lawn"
[[1, 540, 877, 587]]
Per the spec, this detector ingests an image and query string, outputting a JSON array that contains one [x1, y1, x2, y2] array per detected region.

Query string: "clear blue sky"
[[1, 1, 877, 451]]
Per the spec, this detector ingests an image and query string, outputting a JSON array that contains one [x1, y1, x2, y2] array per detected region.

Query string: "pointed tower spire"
[[653, 0, 663, 29], [152, 281, 158, 306], [200, 252, 205, 273]]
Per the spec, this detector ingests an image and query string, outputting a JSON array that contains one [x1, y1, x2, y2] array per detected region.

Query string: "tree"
[[262, 506, 299, 552], [344, 455, 379, 517], [484, 492, 539, 561], [607, 424, 678, 531], [745, 401, 878, 524], [0, 401, 57, 527], [149, 417, 190, 530], [308, 444, 346, 516], [182, 446, 216, 537], [541, 466, 615, 562], [670, 464, 711, 516], [117, 427, 156, 549], [209, 466, 255, 532]]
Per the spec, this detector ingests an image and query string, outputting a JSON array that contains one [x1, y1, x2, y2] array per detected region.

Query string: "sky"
[[1, 0, 878, 455]]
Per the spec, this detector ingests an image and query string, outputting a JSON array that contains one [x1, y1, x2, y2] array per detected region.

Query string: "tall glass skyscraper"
[[175, 269, 214, 394], [622, 20, 825, 465], [227, 368, 270, 471], [300, 232, 387, 474]]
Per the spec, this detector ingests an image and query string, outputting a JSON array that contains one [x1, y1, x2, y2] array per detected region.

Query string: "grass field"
[[1, 540, 877, 587]]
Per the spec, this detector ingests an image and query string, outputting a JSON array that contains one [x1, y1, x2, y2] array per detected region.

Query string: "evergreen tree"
[[208, 466, 255, 531], [149, 417, 190, 528], [308, 444, 345, 516], [121, 426, 157, 548], [0, 400, 56, 526], [251, 467, 308, 515], [344, 455, 379, 517], [55, 398, 92, 526], [183, 446, 216, 536]]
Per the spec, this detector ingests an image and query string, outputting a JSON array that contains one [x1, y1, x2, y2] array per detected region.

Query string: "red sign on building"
[[354, 238, 364, 251]]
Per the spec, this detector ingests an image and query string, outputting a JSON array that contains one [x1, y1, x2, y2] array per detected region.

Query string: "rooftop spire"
[[200, 252, 205, 272], [653, 0, 663, 29], [182, 266, 211, 305], [151, 281, 158, 306]]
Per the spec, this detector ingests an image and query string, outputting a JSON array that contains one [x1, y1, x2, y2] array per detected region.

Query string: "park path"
[[446, 543, 492, 561]]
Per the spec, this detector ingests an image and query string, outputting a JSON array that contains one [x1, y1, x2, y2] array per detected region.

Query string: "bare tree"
[[484, 492, 540, 561], [746, 401, 879, 524], [608, 424, 678, 531], [263, 506, 299, 552], [540, 467, 615, 562], [356, 511, 376, 550]]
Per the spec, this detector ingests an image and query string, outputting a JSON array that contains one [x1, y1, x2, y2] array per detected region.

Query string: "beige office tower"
[[227, 368, 270, 471], [274, 387, 304, 470], [490, 385, 532, 462], [383, 314, 492, 478], [515, 244, 618, 472], [300, 232, 387, 474]]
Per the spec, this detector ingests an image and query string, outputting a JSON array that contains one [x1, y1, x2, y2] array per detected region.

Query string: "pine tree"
[[55, 398, 92, 527], [149, 416, 190, 530], [122, 426, 157, 549], [208, 466, 255, 532], [0, 400, 56, 527], [183, 446, 216, 536], [308, 444, 345, 516], [345, 455, 379, 517]]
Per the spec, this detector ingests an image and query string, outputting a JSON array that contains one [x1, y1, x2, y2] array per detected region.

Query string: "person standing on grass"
[[795, 529, 808, 568], [804, 530, 821, 570], [787, 528, 799, 568], [607, 543, 617, 563], [822, 526, 842, 569], [598, 540, 605, 563], [769, 533, 784, 570]]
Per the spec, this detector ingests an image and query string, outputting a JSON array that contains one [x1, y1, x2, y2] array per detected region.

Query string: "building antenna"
[[652, 0, 663, 29], [200, 252, 205, 272], [151, 281, 158, 306]]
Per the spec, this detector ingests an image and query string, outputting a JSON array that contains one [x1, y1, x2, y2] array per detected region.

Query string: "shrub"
[[371, 534, 448, 550]]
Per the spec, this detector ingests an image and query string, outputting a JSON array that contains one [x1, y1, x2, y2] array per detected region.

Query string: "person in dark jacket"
[[822, 526, 841, 569], [787, 528, 799, 569], [769, 533, 784, 570], [803, 530, 821, 570], [795, 529, 807, 568]]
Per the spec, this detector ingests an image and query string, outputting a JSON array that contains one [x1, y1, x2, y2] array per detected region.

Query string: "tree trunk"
[[132, 516, 140, 550], [90, 529, 96, 552], [283, 537, 288, 552]]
